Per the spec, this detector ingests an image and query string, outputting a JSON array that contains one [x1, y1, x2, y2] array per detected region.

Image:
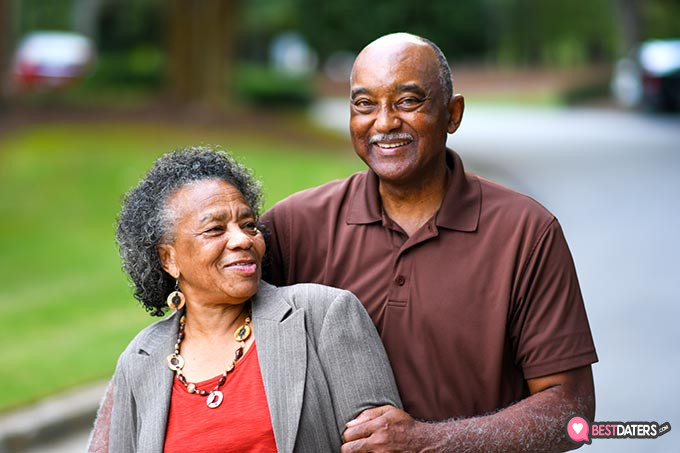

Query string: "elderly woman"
[[88, 147, 400, 452]]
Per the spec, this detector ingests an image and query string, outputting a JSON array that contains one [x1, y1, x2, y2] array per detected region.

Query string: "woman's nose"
[[226, 227, 253, 249]]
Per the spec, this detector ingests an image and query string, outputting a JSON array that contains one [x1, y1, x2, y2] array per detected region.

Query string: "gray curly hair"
[[116, 146, 263, 316]]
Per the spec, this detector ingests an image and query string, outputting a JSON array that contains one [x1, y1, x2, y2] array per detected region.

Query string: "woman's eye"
[[243, 222, 259, 234], [204, 226, 223, 234]]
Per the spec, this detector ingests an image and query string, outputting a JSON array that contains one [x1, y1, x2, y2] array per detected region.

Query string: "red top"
[[164, 342, 278, 453]]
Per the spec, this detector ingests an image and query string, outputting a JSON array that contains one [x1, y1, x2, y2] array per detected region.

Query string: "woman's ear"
[[157, 244, 179, 279]]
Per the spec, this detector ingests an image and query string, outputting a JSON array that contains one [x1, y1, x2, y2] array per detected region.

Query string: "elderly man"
[[262, 33, 597, 452]]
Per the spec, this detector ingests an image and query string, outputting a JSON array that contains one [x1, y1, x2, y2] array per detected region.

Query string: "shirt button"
[[395, 276, 406, 286]]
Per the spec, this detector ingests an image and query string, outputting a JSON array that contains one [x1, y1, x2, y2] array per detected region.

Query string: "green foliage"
[[84, 47, 165, 89], [233, 63, 315, 107], [489, 0, 617, 65], [15, 0, 74, 34], [645, 0, 680, 39], [295, 0, 489, 59], [0, 122, 363, 411], [96, 0, 163, 52]]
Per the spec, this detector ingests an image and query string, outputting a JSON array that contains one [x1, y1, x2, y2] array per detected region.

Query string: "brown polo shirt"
[[261, 150, 597, 421]]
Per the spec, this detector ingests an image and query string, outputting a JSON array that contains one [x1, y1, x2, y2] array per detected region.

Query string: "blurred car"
[[12, 31, 95, 90], [611, 39, 680, 111]]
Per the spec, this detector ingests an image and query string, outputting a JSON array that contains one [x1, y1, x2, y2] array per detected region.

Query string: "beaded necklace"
[[165, 312, 252, 409]]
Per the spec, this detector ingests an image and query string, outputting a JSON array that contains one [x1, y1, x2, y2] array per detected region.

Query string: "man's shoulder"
[[267, 171, 368, 214], [475, 173, 555, 224]]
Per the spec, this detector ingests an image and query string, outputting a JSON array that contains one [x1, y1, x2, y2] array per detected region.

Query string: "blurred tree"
[[615, 0, 643, 52], [643, 0, 680, 39], [72, 0, 104, 38], [613, 0, 680, 54], [295, 0, 489, 61], [0, 0, 9, 103], [16, 0, 72, 32], [166, 0, 239, 110], [96, 0, 161, 52], [489, 0, 616, 66], [294, 0, 622, 67], [0, 0, 8, 88], [238, 0, 298, 61]]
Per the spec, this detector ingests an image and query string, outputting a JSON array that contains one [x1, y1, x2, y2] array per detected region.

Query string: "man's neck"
[[379, 164, 448, 237]]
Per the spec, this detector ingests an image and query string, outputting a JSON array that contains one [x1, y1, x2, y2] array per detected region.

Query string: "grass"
[[0, 119, 364, 412]]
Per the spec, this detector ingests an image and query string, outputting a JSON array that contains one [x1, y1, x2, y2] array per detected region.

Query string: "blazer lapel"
[[132, 311, 179, 453], [252, 282, 307, 453]]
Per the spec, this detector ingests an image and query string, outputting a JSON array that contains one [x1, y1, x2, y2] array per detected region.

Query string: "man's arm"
[[341, 365, 594, 453], [87, 379, 113, 452]]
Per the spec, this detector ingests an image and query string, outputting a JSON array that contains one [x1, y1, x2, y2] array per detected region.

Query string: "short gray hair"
[[116, 146, 262, 316], [417, 36, 454, 102]]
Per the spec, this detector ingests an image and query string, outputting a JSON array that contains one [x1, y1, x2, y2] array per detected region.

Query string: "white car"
[[12, 31, 95, 90], [612, 39, 680, 111]]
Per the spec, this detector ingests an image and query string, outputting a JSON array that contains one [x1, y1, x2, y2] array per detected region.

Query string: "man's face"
[[349, 40, 462, 185]]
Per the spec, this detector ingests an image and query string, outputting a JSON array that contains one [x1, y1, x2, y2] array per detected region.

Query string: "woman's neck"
[[183, 301, 248, 340]]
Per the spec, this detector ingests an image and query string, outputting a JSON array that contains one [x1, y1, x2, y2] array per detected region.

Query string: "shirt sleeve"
[[510, 219, 598, 379], [260, 204, 288, 286], [317, 290, 403, 433]]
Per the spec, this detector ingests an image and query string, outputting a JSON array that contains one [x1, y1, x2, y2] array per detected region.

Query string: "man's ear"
[[446, 94, 465, 134], [157, 244, 179, 279]]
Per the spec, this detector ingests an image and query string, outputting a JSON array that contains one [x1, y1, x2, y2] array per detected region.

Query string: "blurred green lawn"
[[0, 120, 364, 412]]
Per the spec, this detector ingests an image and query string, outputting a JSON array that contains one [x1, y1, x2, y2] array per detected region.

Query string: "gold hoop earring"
[[167, 280, 185, 311]]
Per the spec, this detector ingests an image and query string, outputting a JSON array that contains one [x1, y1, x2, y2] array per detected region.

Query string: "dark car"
[[611, 39, 680, 111]]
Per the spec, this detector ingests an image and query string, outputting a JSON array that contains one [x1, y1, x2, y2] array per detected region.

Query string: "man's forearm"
[[416, 384, 593, 453]]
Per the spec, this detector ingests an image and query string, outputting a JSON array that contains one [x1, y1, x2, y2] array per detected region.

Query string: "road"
[[314, 99, 680, 452]]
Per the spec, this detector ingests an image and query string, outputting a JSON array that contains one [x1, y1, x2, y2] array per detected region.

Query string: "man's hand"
[[340, 366, 595, 452], [341, 405, 440, 453]]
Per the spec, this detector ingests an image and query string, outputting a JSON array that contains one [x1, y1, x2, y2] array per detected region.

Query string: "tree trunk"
[[0, 0, 11, 105], [166, 0, 238, 111], [614, 0, 643, 53]]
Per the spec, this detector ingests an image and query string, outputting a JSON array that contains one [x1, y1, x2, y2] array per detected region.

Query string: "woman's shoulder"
[[259, 281, 361, 312], [117, 313, 178, 361], [254, 282, 367, 334]]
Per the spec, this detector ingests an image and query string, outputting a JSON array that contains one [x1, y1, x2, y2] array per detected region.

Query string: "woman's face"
[[158, 179, 265, 306]]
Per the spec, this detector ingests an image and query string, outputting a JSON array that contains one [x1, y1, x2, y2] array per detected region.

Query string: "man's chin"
[[368, 163, 415, 185]]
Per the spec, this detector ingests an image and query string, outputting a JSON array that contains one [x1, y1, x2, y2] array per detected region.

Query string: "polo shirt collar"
[[346, 149, 480, 232], [346, 168, 383, 224]]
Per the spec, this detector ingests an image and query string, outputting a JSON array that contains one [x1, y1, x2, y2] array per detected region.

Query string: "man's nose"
[[375, 105, 401, 133]]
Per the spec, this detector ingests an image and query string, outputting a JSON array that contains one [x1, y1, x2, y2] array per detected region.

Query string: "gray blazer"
[[104, 282, 401, 452]]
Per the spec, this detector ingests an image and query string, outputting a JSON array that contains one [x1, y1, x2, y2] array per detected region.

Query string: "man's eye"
[[399, 97, 423, 108], [204, 226, 223, 234], [353, 99, 374, 110]]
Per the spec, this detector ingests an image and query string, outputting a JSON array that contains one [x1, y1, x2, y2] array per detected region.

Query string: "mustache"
[[368, 133, 414, 144]]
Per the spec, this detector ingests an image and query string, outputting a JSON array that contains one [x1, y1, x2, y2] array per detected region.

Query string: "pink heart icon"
[[567, 416, 590, 443]]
